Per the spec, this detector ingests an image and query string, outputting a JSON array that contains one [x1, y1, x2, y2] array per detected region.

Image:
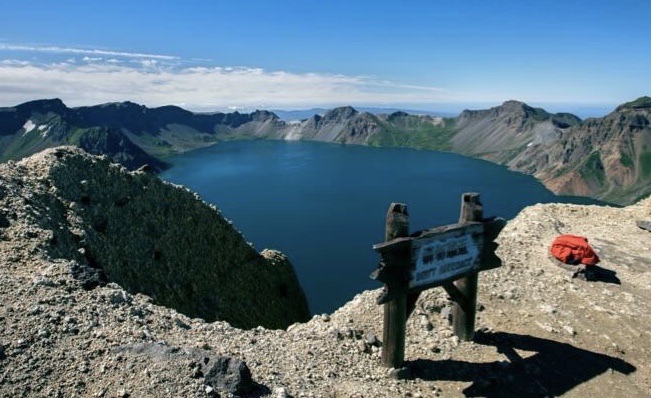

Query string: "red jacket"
[[550, 234, 600, 266]]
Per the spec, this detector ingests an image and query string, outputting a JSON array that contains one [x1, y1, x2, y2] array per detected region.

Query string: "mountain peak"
[[498, 100, 532, 112], [322, 106, 359, 121], [500, 99, 527, 108], [461, 100, 530, 116], [495, 100, 551, 121], [616, 96, 651, 111], [387, 111, 409, 121], [98, 100, 147, 112], [251, 109, 280, 122], [17, 98, 68, 114]]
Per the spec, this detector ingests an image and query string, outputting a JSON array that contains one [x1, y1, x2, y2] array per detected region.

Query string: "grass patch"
[[622, 96, 651, 109], [640, 152, 651, 178], [578, 152, 606, 186], [527, 106, 550, 122], [620, 151, 635, 168], [66, 128, 88, 146], [368, 117, 457, 151], [1, 129, 44, 160]]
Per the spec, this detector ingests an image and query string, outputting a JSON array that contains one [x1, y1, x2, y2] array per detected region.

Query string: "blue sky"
[[0, 0, 648, 116]]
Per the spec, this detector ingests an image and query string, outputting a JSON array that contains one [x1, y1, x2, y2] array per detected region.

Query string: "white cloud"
[[1, 59, 30, 66], [0, 43, 460, 110], [138, 59, 158, 68], [0, 62, 455, 111], [0, 43, 178, 60], [0, 43, 634, 110]]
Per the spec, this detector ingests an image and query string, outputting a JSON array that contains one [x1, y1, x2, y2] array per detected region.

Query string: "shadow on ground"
[[550, 257, 621, 285], [589, 265, 621, 284], [407, 331, 635, 397]]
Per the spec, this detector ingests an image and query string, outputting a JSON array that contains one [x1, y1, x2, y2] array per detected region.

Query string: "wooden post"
[[373, 193, 503, 370], [381, 203, 409, 369], [451, 193, 483, 341]]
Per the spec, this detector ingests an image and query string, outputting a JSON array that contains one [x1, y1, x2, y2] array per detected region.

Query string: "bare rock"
[[204, 356, 253, 396]]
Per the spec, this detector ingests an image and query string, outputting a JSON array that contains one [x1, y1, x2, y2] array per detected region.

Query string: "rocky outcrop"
[[0, 147, 309, 330], [76, 126, 169, 172], [282, 106, 382, 144]]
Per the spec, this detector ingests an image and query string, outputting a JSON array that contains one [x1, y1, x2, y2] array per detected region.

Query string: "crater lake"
[[160, 140, 603, 314]]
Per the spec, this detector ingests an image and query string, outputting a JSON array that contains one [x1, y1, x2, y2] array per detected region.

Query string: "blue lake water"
[[160, 140, 602, 314]]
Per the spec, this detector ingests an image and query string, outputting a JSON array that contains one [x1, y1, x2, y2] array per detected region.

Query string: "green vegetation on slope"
[[368, 118, 457, 151], [66, 128, 88, 146], [640, 152, 651, 179], [620, 151, 635, 168], [0, 129, 45, 161], [527, 106, 551, 122], [578, 151, 606, 187], [621, 96, 651, 109]]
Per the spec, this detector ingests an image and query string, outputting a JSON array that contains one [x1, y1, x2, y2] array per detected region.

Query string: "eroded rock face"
[[507, 98, 651, 204], [0, 146, 309, 329]]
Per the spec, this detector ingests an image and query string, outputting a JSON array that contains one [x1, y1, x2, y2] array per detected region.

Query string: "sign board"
[[409, 222, 483, 290], [371, 195, 504, 370]]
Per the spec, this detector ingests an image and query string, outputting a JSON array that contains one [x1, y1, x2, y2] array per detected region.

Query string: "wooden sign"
[[409, 222, 483, 290], [371, 193, 504, 372]]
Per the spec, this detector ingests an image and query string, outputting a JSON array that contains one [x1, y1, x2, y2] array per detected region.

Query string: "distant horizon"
[[3, 96, 622, 120], [1, 1, 649, 115], [269, 102, 619, 119]]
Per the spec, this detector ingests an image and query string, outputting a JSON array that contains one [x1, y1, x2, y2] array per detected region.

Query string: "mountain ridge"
[[1, 97, 649, 205]]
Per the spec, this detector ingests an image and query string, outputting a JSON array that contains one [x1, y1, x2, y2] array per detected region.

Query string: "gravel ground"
[[1, 149, 650, 397]]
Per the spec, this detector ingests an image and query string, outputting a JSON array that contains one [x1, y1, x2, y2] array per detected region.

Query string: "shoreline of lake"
[[160, 140, 608, 314]]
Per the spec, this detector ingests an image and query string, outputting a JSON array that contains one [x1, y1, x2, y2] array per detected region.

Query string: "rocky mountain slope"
[[451, 100, 582, 162], [0, 147, 309, 330], [508, 97, 651, 204], [1, 148, 650, 397], [446, 98, 651, 204], [0, 99, 168, 172], [1, 97, 650, 204], [0, 99, 454, 166]]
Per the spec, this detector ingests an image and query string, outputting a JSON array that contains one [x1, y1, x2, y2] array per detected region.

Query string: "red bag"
[[550, 235, 600, 266]]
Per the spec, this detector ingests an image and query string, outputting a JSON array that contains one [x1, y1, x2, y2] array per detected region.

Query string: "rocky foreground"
[[1, 149, 650, 397]]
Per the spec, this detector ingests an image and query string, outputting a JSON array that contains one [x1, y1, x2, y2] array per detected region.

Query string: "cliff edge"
[[0, 146, 309, 330]]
